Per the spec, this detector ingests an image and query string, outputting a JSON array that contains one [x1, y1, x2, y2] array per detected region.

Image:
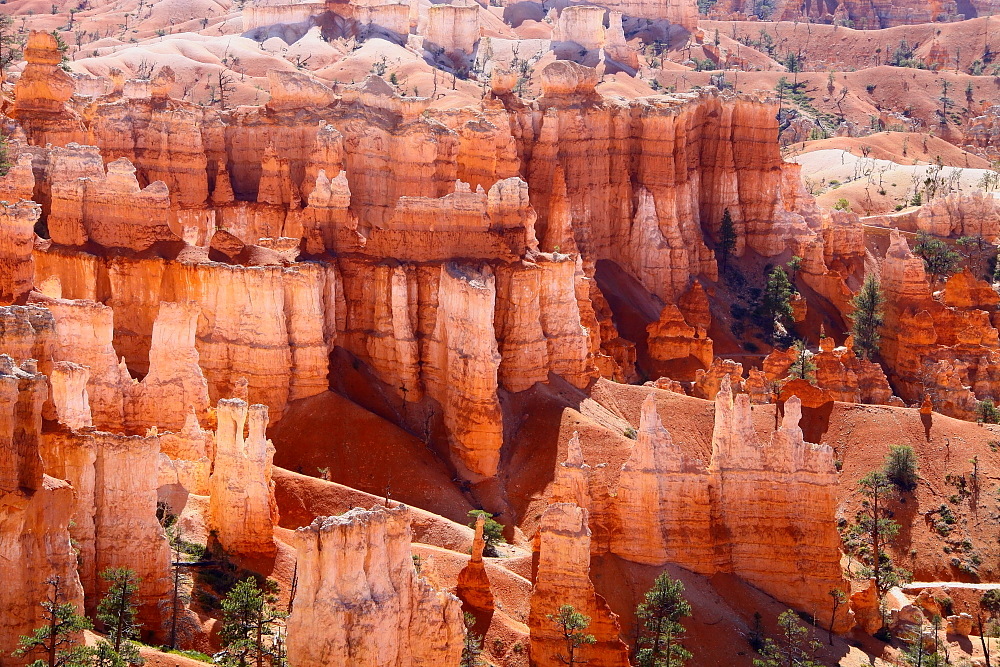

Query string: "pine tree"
[[787, 340, 816, 384], [827, 589, 846, 646], [14, 576, 94, 667], [634, 574, 692, 667], [467, 510, 505, 557], [548, 605, 596, 666], [850, 274, 885, 361], [95, 568, 144, 667], [217, 578, 287, 667], [717, 208, 737, 275], [761, 266, 794, 342], [752, 610, 822, 667], [460, 613, 485, 667], [913, 232, 961, 284], [850, 472, 910, 606]]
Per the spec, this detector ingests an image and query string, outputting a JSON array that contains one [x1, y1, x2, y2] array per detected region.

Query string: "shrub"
[[883, 445, 918, 492], [977, 399, 1000, 424]]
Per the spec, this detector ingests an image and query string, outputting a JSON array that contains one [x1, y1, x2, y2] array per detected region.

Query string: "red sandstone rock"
[[456, 514, 494, 614]]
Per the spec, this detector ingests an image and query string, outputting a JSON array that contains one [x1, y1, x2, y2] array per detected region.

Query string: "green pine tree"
[[849, 274, 885, 361], [218, 578, 287, 667], [548, 605, 596, 667], [467, 510, 506, 557], [95, 568, 144, 667], [460, 612, 485, 667], [787, 340, 816, 385], [913, 232, 961, 284], [849, 472, 911, 607], [717, 208, 737, 275], [753, 610, 822, 667], [634, 574, 692, 667], [14, 576, 94, 667], [761, 266, 794, 343]]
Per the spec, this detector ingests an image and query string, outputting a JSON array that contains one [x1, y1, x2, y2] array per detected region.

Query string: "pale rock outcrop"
[[266, 69, 336, 112], [0, 200, 40, 305], [424, 264, 503, 479], [709, 382, 850, 632], [34, 296, 128, 431], [612, 394, 712, 566], [125, 301, 210, 432], [48, 150, 175, 251], [208, 399, 278, 558], [606, 382, 850, 632], [422, 1, 480, 55], [529, 502, 629, 667], [553, 6, 606, 51], [90, 431, 173, 629], [0, 359, 83, 667], [50, 361, 93, 429], [865, 191, 1000, 241], [286, 505, 464, 666]]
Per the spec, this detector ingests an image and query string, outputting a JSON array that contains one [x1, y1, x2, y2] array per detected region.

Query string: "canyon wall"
[[606, 386, 851, 632], [0, 355, 85, 667], [880, 229, 1000, 417]]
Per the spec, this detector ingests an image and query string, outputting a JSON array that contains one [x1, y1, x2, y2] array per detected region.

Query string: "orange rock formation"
[[286, 505, 465, 666]]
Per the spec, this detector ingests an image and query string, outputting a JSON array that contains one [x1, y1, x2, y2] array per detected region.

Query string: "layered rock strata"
[[208, 399, 278, 558], [286, 505, 464, 666], [529, 502, 629, 667], [0, 355, 84, 666], [608, 384, 851, 632]]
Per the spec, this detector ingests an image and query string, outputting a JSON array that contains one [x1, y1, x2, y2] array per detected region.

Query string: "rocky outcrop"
[[208, 399, 277, 558], [709, 382, 851, 632], [0, 201, 40, 305], [38, 424, 172, 631], [50, 361, 93, 429], [47, 149, 175, 250], [286, 505, 464, 666], [36, 254, 334, 422], [124, 301, 210, 432], [865, 192, 1000, 241], [759, 337, 894, 406], [612, 394, 713, 566], [34, 295, 128, 431], [606, 382, 851, 633], [529, 502, 629, 667], [456, 514, 494, 614], [0, 356, 84, 665], [880, 230, 1000, 417]]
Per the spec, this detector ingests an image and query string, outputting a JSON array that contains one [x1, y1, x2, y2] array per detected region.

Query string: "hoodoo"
[[0, 0, 998, 663]]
